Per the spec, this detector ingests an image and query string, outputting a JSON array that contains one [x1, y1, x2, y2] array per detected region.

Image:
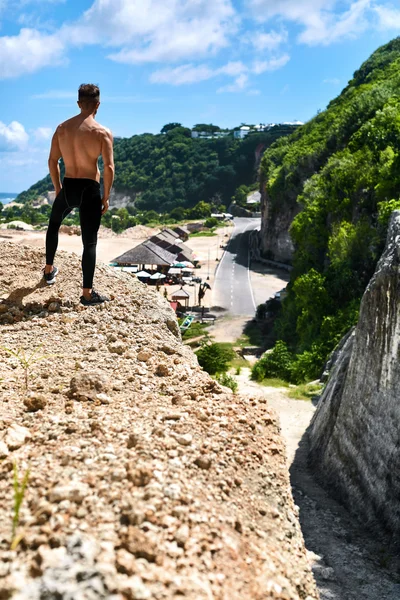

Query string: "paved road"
[[212, 217, 260, 316]]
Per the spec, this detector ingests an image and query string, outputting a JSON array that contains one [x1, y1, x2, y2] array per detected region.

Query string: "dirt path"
[[207, 315, 250, 343], [236, 368, 400, 600]]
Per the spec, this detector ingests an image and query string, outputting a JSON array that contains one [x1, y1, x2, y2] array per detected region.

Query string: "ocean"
[[0, 193, 18, 204]]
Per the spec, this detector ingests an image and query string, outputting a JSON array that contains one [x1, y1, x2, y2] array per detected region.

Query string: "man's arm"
[[48, 128, 62, 196], [101, 129, 114, 215]]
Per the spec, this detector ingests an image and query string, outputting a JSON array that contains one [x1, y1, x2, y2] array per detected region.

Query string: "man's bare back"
[[49, 101, 114, 214], [55, 115, 111, 182]]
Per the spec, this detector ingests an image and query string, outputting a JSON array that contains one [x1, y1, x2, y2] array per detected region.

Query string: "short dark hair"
[[78, 83, 100, 108]]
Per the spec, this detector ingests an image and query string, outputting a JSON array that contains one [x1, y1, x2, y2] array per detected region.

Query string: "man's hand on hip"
[[101, 197, 109, 215]]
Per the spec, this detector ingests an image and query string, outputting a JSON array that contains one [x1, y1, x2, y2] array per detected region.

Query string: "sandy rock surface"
[[0, 243, 318, 599]]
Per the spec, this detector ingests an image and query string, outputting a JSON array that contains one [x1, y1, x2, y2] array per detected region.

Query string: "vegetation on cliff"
[[255, 37, 400, 382]]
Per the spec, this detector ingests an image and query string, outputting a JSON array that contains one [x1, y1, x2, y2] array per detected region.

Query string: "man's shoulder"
[[96, 123, 113, 138], [56, 116, 75, 131]]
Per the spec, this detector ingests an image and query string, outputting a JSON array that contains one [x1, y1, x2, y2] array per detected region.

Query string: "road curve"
[[212, 217, 260, 316]]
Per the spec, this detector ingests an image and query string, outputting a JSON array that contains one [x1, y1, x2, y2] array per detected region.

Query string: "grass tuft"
[[11, 462, 30, 549]]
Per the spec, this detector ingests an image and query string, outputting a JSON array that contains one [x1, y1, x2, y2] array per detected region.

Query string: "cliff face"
[[309, 211, 400, 539], [258, 179, 298, 264], [0, 242, 318, 599]]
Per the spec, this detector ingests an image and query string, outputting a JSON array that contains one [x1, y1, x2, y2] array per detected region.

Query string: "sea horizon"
[[0, 192, 18, 204]]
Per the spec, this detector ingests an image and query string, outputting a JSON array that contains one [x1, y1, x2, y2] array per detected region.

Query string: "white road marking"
[[214, 221, 236, 280]]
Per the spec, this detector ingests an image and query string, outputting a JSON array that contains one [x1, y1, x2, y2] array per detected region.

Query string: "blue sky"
[[0, 0, 399, 192]]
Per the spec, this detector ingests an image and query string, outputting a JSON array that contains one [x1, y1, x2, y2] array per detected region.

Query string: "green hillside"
[[253, 37, 400, 383], [16, 124, 296, 214]]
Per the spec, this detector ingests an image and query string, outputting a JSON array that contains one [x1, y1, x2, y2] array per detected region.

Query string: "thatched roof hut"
[[113, 240, 177, 267]]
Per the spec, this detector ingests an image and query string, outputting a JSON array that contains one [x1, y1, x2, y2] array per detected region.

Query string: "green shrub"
[[217, 373, 238, 393], [196, 343, 235, 375], [290, 347, 324, 383], [377, 198, 400, 227], [204, 217, 219, 229], [251, 341, 293, 382]]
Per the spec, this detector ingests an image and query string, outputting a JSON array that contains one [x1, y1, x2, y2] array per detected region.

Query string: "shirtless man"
[[44, 83, 114, 306]]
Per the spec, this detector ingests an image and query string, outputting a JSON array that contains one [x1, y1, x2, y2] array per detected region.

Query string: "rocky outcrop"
[[309, 211, 400, 540], [109, 188, 136, 209], [0, 242, 318, 599], [258, 177, 299, 265]]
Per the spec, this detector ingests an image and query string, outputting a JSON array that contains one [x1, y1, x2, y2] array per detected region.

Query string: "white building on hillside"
[[234, 126, 251, 139]]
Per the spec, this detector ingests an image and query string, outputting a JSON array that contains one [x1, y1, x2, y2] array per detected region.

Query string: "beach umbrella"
[[172, 262, 186, 268], [136, 270, 151, 278], [150, 272, 166, 280], [181, 261, 195, 268]]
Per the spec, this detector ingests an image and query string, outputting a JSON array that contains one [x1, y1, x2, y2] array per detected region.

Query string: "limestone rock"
[[309, 211, 400, 539], [128, 466, 153, 487], [49, 482, 90, 504], [69, 372, 110, 401], [48, 302, 60, 312], [108, 341, 127, 355], [120, 575, 151, 600], [137, 350, 151, 362], [5, 424, 31, 450], [121, 527, 159, 563], [0, 440, 9, 458], [155, 364, 169, 377], [194, 455, 212, 470], [23, 393, 48, 412]]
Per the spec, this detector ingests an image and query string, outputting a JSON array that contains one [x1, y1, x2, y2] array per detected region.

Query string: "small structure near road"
[[171, 287, 190, 308]]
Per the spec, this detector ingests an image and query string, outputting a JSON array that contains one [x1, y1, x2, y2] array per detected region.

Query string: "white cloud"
[[246, 28, 288, 51], [0, 28, 65, 79], [374, 5, 400, 29], [251, 54, 290, 74], [247, 0, 372, 45], [299, 0, 371, 45], [150, 61, 247, 85], [247, 89, 261, 96], [32, 90, 76, 99], [67, 0, 238, 63], [217, 73, 249, 93], [33, 127, 52, 140], [0, 0, 237, 79], [220, 61, 247, 76], [150, 64, 215, 85], [150, 52, 288, 89], [0, 121, 29, 150]]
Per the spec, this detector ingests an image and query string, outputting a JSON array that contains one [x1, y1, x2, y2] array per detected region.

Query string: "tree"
[[192, 123, 221, 133], [169, 207, 186, 221], [161, 123, 182, 134], [189, 201, 211, 219]]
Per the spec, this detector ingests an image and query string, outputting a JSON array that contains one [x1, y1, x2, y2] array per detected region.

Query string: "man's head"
[[77, 83, 100, 114]]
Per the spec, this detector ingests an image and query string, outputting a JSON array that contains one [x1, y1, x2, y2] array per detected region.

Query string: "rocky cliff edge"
[[0, 242, 318, 600], [309, 211, 400, 542]]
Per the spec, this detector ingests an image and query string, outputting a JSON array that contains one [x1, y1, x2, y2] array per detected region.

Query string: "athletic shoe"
[[43, 266, 59, 285], [80, 290, 110, 306]]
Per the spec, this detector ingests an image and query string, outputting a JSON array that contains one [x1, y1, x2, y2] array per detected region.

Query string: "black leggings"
[[46, 177, 102, 289]]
